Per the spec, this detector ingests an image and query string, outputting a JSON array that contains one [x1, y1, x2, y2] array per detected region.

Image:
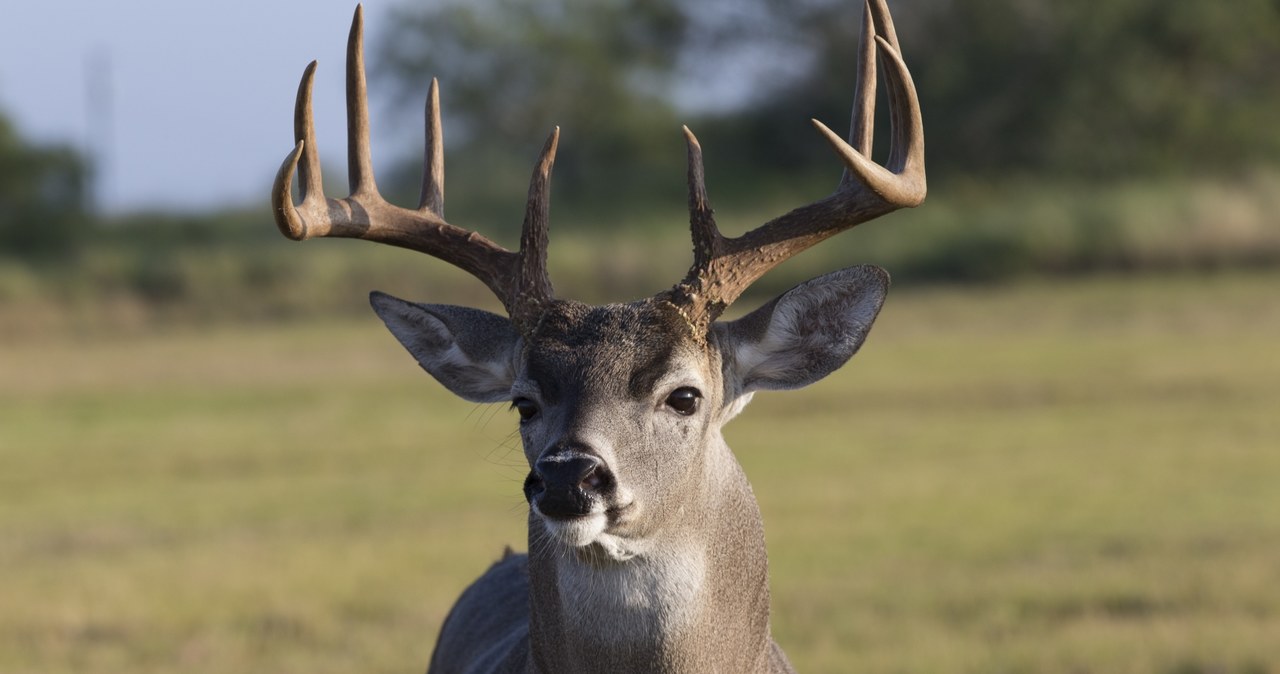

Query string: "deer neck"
[[526, 435, 775, 673]]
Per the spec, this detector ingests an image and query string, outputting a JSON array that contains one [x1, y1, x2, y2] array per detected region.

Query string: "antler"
[[271, 4, 558, 332], [663, 0, 925, 330]]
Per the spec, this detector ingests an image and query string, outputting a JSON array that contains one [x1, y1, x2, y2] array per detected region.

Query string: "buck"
[[271, 1, 922, 671]]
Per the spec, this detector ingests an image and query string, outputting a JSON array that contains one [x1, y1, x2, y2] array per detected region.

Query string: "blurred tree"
[[0, 112, 92, 259], [376, 0, 1280, 211], [905, 0, 1280, 178], [699, 0, 1280, 180], [377, 0, 690, 224]]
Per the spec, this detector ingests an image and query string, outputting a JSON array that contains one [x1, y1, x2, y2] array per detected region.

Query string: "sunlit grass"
[[2, 270, 1278, 673]]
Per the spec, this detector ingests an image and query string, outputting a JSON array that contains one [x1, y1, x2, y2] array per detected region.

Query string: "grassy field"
[[2, 270, 1278, 673]]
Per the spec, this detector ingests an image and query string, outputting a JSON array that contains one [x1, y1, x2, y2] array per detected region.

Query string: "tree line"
[[374, 0, 1280, 215], [2, 0, 1277, 260], [0, 113, 91, 258]]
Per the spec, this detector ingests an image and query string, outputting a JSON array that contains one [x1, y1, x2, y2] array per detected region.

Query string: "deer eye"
[[664, 387, 701, 416], [511, 398, 539, 422]]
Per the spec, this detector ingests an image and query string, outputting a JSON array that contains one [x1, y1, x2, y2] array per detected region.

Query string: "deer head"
[[272, 1, 922, 670]]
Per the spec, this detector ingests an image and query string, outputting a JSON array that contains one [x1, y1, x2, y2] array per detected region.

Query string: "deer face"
[[511, 299, 726, 561], [370, 265, 888, 562]]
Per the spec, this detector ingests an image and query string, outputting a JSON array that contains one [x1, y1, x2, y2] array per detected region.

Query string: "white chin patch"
[[540, 511, 608, 548]]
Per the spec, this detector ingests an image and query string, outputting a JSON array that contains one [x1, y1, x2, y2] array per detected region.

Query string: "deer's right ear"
[[714, 265, 888, 397], [370, 291, 520, 403]]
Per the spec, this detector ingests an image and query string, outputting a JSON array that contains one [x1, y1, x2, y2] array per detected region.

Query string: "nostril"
[[581, 466, 603, 491], [577, 461, 616, 495], [522, 471, 545, 503], [533, 452, 614, 495]]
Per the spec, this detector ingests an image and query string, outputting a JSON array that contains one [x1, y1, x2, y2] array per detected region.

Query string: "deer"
[[271, 0, 923, 671]]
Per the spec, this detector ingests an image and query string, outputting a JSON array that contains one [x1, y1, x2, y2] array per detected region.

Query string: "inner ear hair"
[[716, 265, 888, 394]]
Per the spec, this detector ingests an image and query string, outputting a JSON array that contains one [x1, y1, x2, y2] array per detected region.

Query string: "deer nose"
[[524, 451, 612, 519], [537, 453, 600, 489]]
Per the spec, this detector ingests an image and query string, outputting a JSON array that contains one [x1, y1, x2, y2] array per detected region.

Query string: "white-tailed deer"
[[272, 1, 923, 671]]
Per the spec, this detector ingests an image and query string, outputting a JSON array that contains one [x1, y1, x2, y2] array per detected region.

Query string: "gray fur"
[[716, 265, 889, 396], [375, 266, 889, 673], [370, 292, 520, 403]]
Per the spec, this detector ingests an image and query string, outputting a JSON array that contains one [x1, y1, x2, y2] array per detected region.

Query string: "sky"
[[0, 0, 406, 213], [1, 1, 802, 215]]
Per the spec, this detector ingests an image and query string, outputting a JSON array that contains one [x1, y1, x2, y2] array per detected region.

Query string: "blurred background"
[[2, 0, 1277, 672]]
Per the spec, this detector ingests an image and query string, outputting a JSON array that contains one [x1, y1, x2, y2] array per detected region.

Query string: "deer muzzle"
[[524, 449, 615, 520]]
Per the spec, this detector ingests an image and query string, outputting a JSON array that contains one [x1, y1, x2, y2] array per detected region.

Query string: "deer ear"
[[715, 265, 888, 396], [370, 291, 519, 403]]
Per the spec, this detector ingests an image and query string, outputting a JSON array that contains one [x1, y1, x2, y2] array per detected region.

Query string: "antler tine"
[[662, 0, 924, 330], [272, 60, 323, 241], [849, 0, 877, 158], [418, 78, 445, 214], [510, 128, 560, 329], [665, 126, 730, 319], [682, 126, 717, 269], [868, 0, 902, 52], [271, 141, 306, 240], [294, 62, 325, 210], [346, 5, 378, 197]]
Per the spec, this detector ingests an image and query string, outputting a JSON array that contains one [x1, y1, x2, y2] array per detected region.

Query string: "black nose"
[[538, 454, 601, 490], [523, 451, 612, 519]]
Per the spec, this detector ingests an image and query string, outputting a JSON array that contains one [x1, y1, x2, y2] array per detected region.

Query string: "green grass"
[[2, 270, 1278, 673]]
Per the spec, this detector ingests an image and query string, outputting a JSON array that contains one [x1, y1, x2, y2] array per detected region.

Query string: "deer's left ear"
[[370, 291, 520, 403], [713, 265, 888, 396]]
